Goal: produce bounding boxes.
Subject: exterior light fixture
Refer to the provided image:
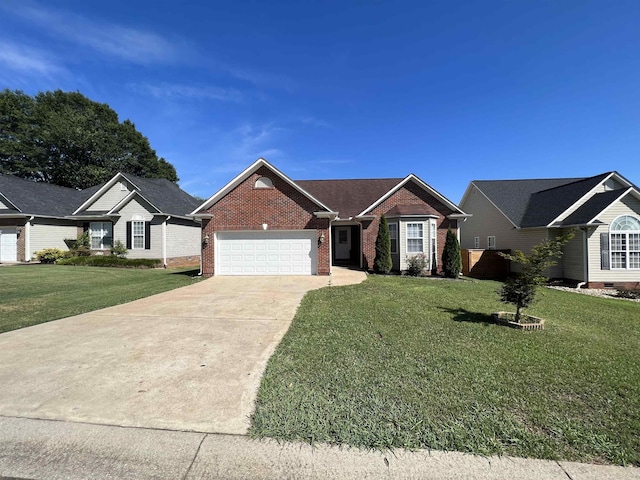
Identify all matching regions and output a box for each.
[203,234,210,245]
[262,223,268,230]
[319,232,325,243]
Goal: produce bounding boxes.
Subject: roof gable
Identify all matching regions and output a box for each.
[556,188,632,226]
[192,158,335,215]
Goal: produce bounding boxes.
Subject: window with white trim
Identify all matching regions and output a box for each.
[474,236,480,248]
[430,221,437,269]
[388,223,398,254]
[610,215,640,269]
[487,236,496,250]
[132,218,145,249]
[407,223,424,253]
[90,222,112,250]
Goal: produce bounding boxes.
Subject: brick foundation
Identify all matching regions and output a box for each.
[165,255,201,268]
[586,281,640,290]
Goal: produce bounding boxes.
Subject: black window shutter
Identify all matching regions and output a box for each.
[145,222,151,250]
[126,221,132,249]
[83,222,90,232]
[600,233,610,270]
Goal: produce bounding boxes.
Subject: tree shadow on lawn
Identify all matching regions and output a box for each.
[441,307,495,326]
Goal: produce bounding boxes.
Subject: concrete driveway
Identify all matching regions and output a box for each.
[0,268,365,434]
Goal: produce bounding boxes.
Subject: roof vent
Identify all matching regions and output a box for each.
[255,177,273,189]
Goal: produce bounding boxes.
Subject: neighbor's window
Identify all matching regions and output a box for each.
[90,222,112,249]
[487,236,496,250]
[474,236,480,248]
[610,215,640,269]
[132,220,145,249]
[407,223,424,253]
[388,223,398,253]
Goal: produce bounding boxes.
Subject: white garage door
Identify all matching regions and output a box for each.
[217,230,317,275]
[0,228,18,262]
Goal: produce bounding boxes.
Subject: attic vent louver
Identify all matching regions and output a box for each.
[255,177,273,189]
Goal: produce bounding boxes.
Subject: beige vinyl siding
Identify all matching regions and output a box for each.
[550,228,584,281]
[588,195,640,283]
[166,219,201,257]
[0,198,8,209]
[29,220,77,259]
[115,199,162,259]
[85,182,131,212]
[460,187,549,257]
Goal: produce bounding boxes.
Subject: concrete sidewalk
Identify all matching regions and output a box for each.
[1,416,638,480]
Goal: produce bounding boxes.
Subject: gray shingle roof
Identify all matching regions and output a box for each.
[558,189,627,226]
[0,173,199,218]
[118,174,201,216]
[0,174,84,216]
[473,173,614,228]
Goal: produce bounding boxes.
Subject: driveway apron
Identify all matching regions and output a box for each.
[0,269,366,434]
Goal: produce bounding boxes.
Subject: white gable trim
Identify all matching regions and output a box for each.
[73,172,140,214]
[545,172,631,227]
[460,182,519,229]
[0,192,21,212]
[358,174,466,218]
[107,190,161,215]
[584,187,640,225]
[190,158,336,215]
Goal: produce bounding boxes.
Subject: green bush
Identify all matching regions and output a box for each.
[35,248,66,264]
[405,253,427,276]
[442,227,462,278]
[111,240,128,258]
[373,215,392,274]
[56,256,161,268]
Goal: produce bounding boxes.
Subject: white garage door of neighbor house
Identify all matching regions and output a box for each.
[217,230,317,275]
[0,228,18,262]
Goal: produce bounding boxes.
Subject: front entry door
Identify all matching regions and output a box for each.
[335,226,351,260]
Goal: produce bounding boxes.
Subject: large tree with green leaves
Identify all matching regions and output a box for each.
[0,89,177,189]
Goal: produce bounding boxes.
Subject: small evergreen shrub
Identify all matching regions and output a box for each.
[56,256,161,268]
[406,253,428,276]
[442,227,462,278]
[111,240,128,258]
[373,214,392,274]
[35,248,66,264]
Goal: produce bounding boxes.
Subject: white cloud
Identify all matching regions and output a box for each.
[0,39,65,76]
[1,1,184,65]
[129,82,243,102]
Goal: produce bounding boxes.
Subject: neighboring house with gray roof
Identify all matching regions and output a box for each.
[0,172,201,266]
[459,172,640,288]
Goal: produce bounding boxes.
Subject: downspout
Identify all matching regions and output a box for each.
[162,216,170,268]
[328,219,334,275]
[581,227,589,288]
[25,216,34,262]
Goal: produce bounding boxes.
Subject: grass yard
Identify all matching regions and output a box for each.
[0,265,202,333]
[250,276,640,466]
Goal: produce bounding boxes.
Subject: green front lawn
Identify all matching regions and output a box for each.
[250,276,640,465]
[0,265,202,333]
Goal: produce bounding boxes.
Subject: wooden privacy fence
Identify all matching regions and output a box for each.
[462,249,510,279]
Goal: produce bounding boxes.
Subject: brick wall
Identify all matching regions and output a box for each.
[362,181,457,274]
[200,166,330,276]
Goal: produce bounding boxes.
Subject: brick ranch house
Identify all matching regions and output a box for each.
[191,158,470,276]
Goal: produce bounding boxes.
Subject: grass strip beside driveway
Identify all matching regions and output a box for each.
[250,276,640,466]
[0,265,202,333]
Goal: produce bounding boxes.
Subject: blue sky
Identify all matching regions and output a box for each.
[2,0,640,203]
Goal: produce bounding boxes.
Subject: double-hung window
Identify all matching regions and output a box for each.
[407,223,424,253]
[132,219,145,249]
[388,223,398,254]
[90,222,112,250]
[610,215,640,269]
[487,236,496,250]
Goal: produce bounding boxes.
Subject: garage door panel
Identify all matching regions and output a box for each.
[216,230,317,276]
